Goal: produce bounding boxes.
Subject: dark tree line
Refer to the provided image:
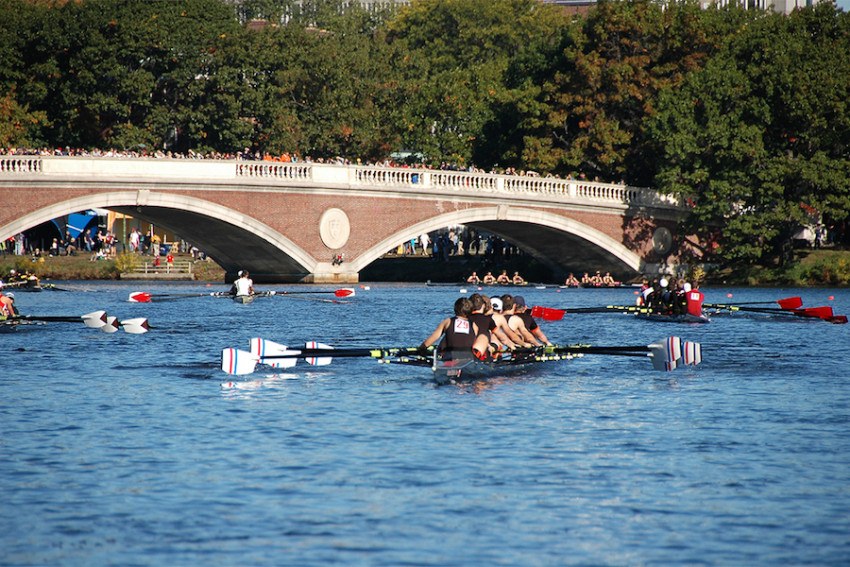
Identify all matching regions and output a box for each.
[2,0,849,267]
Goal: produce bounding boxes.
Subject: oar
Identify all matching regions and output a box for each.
[706,303,841,322]
[266,288,355,298]
[19,310,108,327]
[708,296,803,309]
[704,296,802,310]
[129,288,354,303]
[531,304,652,321]
[221,337,702,375]
[16,311,150,333]
[128,291,228,303]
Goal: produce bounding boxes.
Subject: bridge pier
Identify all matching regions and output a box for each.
[308,262,359,284]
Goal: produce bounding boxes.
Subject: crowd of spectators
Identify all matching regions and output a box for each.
[1,146,612,183]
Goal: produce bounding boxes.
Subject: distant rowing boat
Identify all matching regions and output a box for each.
[426,280,543,288]
[233,294,255,304]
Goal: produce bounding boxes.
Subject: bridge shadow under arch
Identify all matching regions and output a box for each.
[5,192,317,281]
[352,207,644,281]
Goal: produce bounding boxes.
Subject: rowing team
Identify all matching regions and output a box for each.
[637,277,704,317]
[467,270,526,285]
[419,293,551,361]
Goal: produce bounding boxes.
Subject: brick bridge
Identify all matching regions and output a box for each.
[0,156,688,283]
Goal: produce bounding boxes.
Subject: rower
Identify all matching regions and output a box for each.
[581,272,593,286]
[496,270,510,284]
[489,296,530,349]
[482,271,496,285]
[466,271,481,285]
[512,295,552,346]
[683,282,705,317]
[234,270,254,297]
[602,272,616,286]
[0,291,17,318]
[590,271,604,286]
[469,293,518,354]
[501,295,541,347]
[512,271,525,285]
[419,297,490,361]
[564,273,580,287]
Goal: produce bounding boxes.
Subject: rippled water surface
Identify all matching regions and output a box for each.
[2,282,849,566]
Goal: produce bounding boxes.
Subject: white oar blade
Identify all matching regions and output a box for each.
[121,318,150,334]
[221,348,260,376]
[305,341,333,366]
[649,337,682,371]
[250,338,299,368]
[99,316,120,333]
[682,340,702,366]
[250,338,288,357]
[82,310,107,328]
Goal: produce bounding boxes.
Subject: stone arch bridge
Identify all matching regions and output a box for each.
[0,156,688,283]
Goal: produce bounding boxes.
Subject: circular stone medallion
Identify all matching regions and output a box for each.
[319,208,351,249]
[652,226,673,255]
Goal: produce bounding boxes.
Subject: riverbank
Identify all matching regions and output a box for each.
[0,253,225,282]
[2,249,848,286]
[707,249,850,286]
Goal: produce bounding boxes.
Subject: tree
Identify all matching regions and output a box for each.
[650,3,850,266]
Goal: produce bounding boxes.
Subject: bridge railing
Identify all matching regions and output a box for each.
[1,156,683,209]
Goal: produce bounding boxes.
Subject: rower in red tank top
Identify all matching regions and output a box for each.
[684,282,705,317]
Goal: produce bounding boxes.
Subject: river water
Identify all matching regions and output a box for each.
[2,282,849,566]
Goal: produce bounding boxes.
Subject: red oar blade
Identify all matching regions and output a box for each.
[777,296,803,310]
[829,314,848,324]
[531,306,565,321]
[334,288,355,298]
[797,306,834,320]
[129,292,152,303]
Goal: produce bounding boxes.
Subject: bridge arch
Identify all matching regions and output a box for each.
[4,191,317,279]
[351,207,644,277]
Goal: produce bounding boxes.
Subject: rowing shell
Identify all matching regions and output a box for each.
[381,351,579,385]
[233,294,255,304]
[633,312,710,324]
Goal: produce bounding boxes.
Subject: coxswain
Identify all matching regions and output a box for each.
[0,291,17,318]
[496,270,510,284]
[482,271,497,285]
[511,295,552,346]
[419,297,490,361]
[234,270,254,297]
[512,271,525,285]
[466,271,481,285]
[564,273,580,287]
